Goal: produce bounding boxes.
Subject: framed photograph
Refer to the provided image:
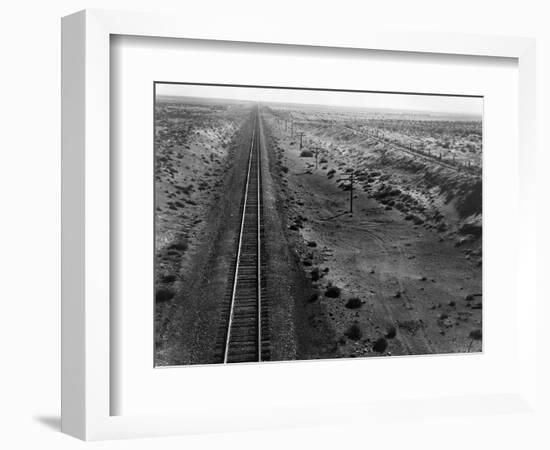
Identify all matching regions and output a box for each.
[62,9,537,440]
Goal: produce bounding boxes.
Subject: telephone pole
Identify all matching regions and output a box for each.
[312,147,321,169]
[315,147,319,169]
[295,131,305,150]
[337,172,355,213]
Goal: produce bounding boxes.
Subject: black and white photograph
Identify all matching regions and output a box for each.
[154,83,483,366]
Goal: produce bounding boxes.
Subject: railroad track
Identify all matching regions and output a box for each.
[216,109,269,363]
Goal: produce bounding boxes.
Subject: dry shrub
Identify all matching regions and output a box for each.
[324,286,341,298]
[310,267,321,282]
[156,287,175,303]
[344,324,362,341]
[162,274,177,283]
[372,337,388,353]
[169,242,188,252]
[385,325,397,339]
[469,329,482,340]
[345,297,362,309]
[308,292,320,303]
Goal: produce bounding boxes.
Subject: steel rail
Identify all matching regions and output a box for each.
[256,116,262,362]
[223,116,257,363]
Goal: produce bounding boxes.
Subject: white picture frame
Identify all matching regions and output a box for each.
[61,9,537,441]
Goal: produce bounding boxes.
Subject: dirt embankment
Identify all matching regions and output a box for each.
[261,110,482,358]
[310,124,483,259]
[154,104,254,365]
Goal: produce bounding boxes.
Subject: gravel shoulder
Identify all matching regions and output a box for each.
[259,111,337,362]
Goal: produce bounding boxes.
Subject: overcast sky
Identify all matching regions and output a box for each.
[156,83,483,118]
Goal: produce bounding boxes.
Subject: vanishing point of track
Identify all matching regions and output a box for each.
[216,108,269,363]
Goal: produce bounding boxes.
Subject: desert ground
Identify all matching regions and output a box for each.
[154,96,482,366]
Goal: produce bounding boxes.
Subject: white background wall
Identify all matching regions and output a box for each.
[0,0,547,448]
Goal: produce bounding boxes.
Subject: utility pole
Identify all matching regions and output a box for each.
[312,147,322,169]
[337,172,355,213]
[295,131,305,150]
[314,147,319,169]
